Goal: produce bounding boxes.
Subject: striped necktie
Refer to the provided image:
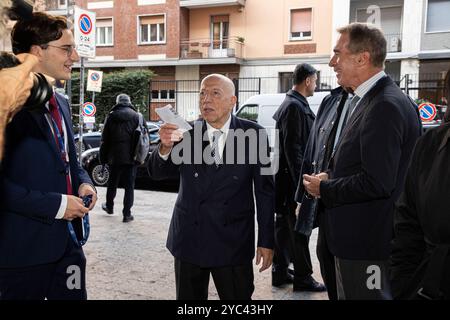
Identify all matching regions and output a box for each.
[211,130,223,166]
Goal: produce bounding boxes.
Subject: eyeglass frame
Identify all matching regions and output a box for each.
[40,44,77,57]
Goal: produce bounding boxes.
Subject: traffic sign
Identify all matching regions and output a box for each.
[83,116,96,124]
[418,102,437,122]
[74,7,96,59]
[82,102,96,117]
[87,69,103,92]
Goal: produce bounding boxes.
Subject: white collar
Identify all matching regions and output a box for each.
[206,115,232,137]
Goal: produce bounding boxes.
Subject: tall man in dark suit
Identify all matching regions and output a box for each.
[303,23,421,299]
[148,74,274,300]
[0,13,97,300]
[272,63,325,292]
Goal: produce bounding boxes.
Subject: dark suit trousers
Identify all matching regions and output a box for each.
[106,164,137,216]
[273,203,313,279]
[174,258,254,300]
[316,212,337,300]
[0,239,87,300]
[335,257,393,300]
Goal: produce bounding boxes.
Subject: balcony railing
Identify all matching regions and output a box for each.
[180,37,244,60]
[180,0,245,9]
[385,33,402,53]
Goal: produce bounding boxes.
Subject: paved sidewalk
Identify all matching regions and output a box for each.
[84,187,328,300]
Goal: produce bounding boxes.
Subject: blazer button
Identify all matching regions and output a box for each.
[194,172,198,178]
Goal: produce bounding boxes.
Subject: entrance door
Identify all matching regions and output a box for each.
[210,15,229,58]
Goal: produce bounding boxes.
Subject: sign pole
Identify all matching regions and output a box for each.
[92,91,95,105]
[78,57,85,162]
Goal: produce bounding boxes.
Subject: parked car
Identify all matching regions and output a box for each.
[234,92,329,148]
[74,131,102,155]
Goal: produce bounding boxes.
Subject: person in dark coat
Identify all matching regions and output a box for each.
[271,63,325,292]
[148,74,274,300]
[303,23,421,299]
[390,68,450,300]
[100,94,139,222]
[294,86,350,300]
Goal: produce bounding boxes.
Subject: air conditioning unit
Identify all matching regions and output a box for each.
[389,36,401,52]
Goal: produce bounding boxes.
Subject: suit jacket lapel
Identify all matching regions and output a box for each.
[332,76,390,158]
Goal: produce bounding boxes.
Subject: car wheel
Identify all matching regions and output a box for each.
[90,163,110,186]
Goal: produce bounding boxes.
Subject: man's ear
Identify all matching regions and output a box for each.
[230,95,237,109]
[359,52,370,66]
[29,45,44,60]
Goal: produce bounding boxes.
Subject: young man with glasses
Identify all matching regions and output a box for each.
[0,12,97,300]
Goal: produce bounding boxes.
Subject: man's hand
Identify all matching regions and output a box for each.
[0,54,39,118]
[78,184,97,210]
[158,123,183,155]
[256,247,273,272]
[64,195,89,221]
[0,54,41,161]
[303,172,329,198]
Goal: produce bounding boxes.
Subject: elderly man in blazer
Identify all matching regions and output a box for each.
[148,73,274,300]
[303,23,421,300]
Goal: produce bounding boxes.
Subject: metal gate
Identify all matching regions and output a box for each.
[149,78,261,121]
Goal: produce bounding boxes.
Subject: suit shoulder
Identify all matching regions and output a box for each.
[234,117,265,131]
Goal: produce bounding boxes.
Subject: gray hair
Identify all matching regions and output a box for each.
[116,93,131,105]
[337,23,387,68]
[0,0,11,39]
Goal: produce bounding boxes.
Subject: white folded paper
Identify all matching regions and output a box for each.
[155,104,192,132]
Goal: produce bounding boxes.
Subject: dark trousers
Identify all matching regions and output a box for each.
[316,212,337,300]
[273,205,313,280]
[174,258,254,300]
[106,164,137,216]
[335,257,393,300]
[0,239,87,300]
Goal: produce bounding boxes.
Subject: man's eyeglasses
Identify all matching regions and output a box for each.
[42,44,76,57]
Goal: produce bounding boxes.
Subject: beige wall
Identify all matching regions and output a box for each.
[188,0,333,59]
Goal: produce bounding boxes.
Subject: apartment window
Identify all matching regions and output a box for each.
[96,19,113,46]
[426,0,450,32]
[58,0,67,9]
[290,8,312,40]
[139,15,165,44]
[151,89,175,101]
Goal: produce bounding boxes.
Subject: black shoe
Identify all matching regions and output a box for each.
[293,276,327,292]
[102,202,113,215]
[122,215,134,223]
[272,271,294,287]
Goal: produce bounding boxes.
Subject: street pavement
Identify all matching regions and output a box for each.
[84,186,328,300]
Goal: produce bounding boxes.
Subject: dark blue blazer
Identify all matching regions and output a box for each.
[0,93,92,268]
[320,77,422,260]
[148,116,274,268]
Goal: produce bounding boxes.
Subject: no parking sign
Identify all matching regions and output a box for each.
[418,103,437,122]
[82,102,96,117]
[74,7,96,58]
[87,70,103,92]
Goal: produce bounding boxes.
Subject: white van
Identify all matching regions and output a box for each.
[234,91,329,147]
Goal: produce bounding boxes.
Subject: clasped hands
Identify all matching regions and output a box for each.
[302,172,329,198]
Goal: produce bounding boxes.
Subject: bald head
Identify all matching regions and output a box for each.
[201,73,235,97]
[199,73,237,129]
